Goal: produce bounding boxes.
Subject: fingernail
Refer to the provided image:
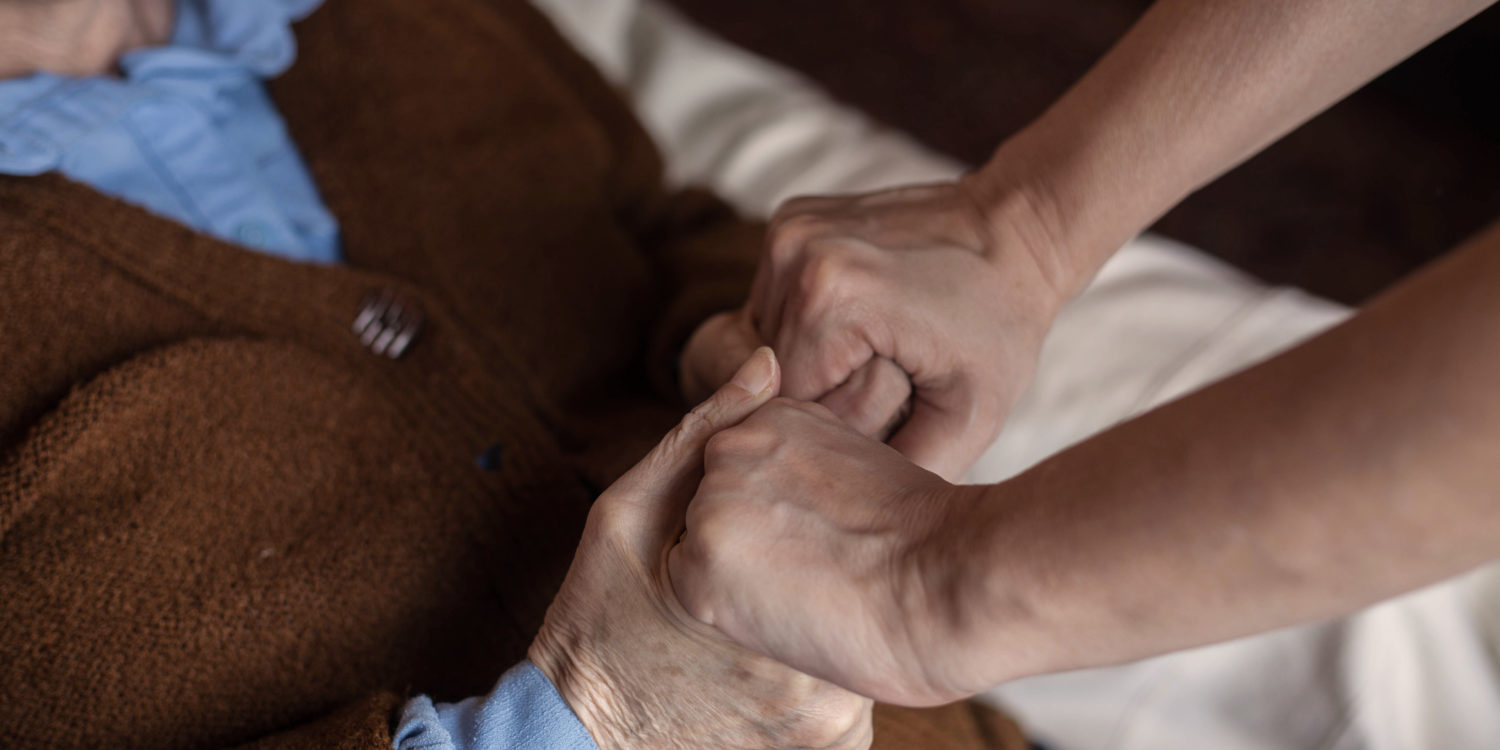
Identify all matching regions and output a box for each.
[731,346,776,395]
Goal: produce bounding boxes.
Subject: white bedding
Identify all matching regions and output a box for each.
[528,2,1500,747]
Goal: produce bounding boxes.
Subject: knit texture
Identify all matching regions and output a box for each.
[0,0,1025,747]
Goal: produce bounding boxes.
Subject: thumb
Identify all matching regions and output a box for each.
[612,347,780,529]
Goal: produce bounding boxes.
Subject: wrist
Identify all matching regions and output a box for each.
[921,480,1057,692]
[955,169,1073,311]
[529,626,637,750]
[959,127,1160,305]
[896,481,1036,699]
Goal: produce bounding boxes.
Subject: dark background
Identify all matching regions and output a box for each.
[665,0,1500,305]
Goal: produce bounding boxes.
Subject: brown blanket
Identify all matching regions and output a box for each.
[0,1,1025,747]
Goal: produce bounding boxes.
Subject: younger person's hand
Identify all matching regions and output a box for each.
[746,180,1066,480]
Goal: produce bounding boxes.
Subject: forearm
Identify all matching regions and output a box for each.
[955,220,1500,686]
[966,0,1494,299]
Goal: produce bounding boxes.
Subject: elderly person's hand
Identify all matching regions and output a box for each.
[531,348,873,750]
[666,395,989,708]
[688,179,1065,481]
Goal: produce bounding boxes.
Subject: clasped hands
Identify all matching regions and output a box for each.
[679,178,1063,481]
[531,178,1065,748]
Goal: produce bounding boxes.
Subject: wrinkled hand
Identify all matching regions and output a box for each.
[747,180,1065,480]
[668,396,992,708]
[531,349,873,750]
[680,308,913,442]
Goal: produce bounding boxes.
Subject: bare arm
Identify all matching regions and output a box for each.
[958,218,1500,682]
[973,0,1497,297]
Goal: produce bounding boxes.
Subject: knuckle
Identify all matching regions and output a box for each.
[793,249,881,328]
[678,397,722,436]
[702,423,782,478]
[652,407,714,464]
[767,213,826,263]
[803,400,842,424]
[853,259,893,296]
[774,396,834,422]
[797,245,853,299]
[702,428,741,464]
[766,233,798,267]
[764,396,808,418]
[689,512,743,566]
[778,195,826,215]
[776,211,826,235]
[770,199,825,228]
[588,499,632,537]
[790,693,870,749]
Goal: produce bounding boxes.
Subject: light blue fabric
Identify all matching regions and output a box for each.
[394,661,599,750]
[0,4,599,747]
[0,0,340,263]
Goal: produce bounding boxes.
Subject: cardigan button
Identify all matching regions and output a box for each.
[353,289,424,359]
[475,443,504,471]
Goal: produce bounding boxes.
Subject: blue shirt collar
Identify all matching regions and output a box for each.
[126,0,325,79]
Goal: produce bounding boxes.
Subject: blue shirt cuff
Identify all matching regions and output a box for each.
[393,660,599,750]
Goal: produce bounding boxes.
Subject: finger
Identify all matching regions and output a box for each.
[746,250,777,336]
[886,397,994,483]
[775,314,875,403]
[817,357,912,441]
[613,347,781,532]
[756,197,839,340]
[679,310,763,406]
[752,243,800,344]
[770,194,844,218]
[752,205,803,340]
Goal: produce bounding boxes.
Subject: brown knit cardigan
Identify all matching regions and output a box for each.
[0,1,1026,748]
